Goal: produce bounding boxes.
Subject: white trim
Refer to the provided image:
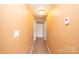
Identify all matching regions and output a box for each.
[30,39,35,54]
[30,37,51,54]
[45,40,51,54]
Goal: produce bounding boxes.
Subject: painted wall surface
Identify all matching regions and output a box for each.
[0,5,34,53]
[47,5,79,54]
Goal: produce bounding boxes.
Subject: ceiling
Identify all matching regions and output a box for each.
[29,4,55,16]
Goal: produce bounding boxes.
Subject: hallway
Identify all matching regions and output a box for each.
[0,4,79,54]
[0,0,79,59]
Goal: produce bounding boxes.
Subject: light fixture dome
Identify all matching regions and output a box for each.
[37,8,47,16]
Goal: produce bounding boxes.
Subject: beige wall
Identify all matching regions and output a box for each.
[47,5,79,54]
[0,5,34,53]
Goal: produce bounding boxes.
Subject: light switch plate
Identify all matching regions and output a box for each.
[13,30,20,38]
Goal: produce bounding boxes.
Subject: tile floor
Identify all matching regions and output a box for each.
[32,37,49,54]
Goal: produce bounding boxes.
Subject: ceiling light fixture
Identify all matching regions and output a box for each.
[37,8,47,16]
[38,10,45,15]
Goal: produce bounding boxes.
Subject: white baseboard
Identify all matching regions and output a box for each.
[30,37,51,54]
[45,40,51,54]
[30,40,35,54]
